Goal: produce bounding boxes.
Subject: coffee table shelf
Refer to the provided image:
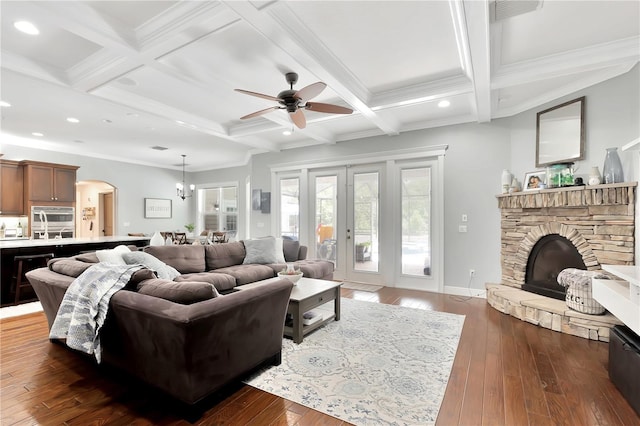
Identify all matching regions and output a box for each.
[283,278,342,343]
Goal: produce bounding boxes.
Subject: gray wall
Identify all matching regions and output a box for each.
[249,120,512,290]
[510,64,640,185]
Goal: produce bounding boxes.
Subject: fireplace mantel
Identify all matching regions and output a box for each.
[497,182,637,209]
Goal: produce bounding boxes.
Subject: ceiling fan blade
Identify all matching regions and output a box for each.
[305,102,353,115]
[294,82,326,102]
[289,109,306,129]
[240,106,279,120]
[234,89,282,102]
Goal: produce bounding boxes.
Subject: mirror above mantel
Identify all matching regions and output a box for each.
[536,96,585,167]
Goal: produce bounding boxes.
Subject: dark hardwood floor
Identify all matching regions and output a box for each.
[1,287,638,425]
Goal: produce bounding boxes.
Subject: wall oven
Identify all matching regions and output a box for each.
[31,206,75,239]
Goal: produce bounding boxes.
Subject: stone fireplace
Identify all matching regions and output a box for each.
[487,182,637,341]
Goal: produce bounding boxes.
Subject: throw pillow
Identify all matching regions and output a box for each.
[242,237,279,264]
[96,245,131,265]
[122,251,181,281]
[274,237,287,264]
[282,239,301,262]
[136,279,219,304]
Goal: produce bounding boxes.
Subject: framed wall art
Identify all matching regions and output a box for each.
[144,198,172,218]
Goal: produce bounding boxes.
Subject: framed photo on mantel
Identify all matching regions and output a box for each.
[144,198,172,218]
[524,171,546,191]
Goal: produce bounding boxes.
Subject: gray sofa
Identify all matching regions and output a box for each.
[25,240,334,405]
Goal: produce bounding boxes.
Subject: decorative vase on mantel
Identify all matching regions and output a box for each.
[588,166,602,185]
[501,169,512,194]
[602,147,624,184]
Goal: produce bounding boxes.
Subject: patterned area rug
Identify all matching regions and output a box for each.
[245,298,465,425]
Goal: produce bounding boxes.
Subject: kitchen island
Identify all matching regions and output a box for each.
[0,236,150,306]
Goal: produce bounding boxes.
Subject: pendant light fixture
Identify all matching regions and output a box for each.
[176,154,195,200]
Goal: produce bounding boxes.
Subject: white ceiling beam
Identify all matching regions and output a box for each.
[492,36,640,89]
[1,51,69,86]
[222,1,401,136]
[371,75,472,109]
[461,0,492,123]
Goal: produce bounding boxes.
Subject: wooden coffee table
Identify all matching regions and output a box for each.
[284,277,342,343]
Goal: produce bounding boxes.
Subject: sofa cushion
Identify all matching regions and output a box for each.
[122,251,180,281]
[75,252,99,263]
[242,237,280,264]
[294,260,335,280]
[213,265,275,286]
[144,245,205,274]
[282,239,300,262]
[136,279,218,304]
[175,272,237,292]
[49,258,95,277]
[204,241,246,270]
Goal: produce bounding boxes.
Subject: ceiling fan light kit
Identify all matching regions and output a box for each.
[236,72,353,129]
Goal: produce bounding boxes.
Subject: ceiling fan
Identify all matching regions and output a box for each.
[235,72,353,129]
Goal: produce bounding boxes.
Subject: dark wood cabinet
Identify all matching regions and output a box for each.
[0,160,24,215]
[23,162,78,203]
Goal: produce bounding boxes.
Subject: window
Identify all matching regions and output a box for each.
[279,177,299,240]
[200,186,237,233]
[401,167,431,276]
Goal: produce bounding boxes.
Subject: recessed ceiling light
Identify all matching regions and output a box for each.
[0,101,11,107]
[66,117,80,123]
[32,132,44,137]
[14,21,39,35]
[175,120,185,125]
[438,100,450,108]
[102,119,112,124]
[283,129,292,136]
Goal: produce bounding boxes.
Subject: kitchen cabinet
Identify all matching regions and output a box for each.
[23,161,78,203]
[0,160,24,215]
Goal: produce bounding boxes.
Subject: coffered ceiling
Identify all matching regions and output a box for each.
[1,1,638,171]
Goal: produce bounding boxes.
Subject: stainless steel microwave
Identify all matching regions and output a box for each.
[31,206,75,238]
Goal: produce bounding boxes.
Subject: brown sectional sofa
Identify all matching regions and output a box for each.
[25,240,334,406]
[153,240,334,291]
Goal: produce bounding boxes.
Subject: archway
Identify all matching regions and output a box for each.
[75,180,115,238]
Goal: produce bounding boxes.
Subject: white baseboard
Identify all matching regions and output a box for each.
[444,285,487,299]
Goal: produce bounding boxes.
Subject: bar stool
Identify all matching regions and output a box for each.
[11,253,54,304]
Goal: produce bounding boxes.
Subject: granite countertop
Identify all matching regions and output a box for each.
[0,236,149,249]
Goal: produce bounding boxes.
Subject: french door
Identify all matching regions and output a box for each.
[272,149,444,292]
[309,164,384,284]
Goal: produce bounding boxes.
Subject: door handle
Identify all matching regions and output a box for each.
[347,229,351,239]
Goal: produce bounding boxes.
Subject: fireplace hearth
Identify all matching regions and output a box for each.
[524,234,587,300]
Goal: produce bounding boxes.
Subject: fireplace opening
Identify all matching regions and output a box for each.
[524,234,586,300]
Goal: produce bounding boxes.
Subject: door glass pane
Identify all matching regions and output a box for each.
[315,176,337,265]
[280,177,299,240]
[353,172,379,272]
[401,168,431,275]
[202,186,237,238]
